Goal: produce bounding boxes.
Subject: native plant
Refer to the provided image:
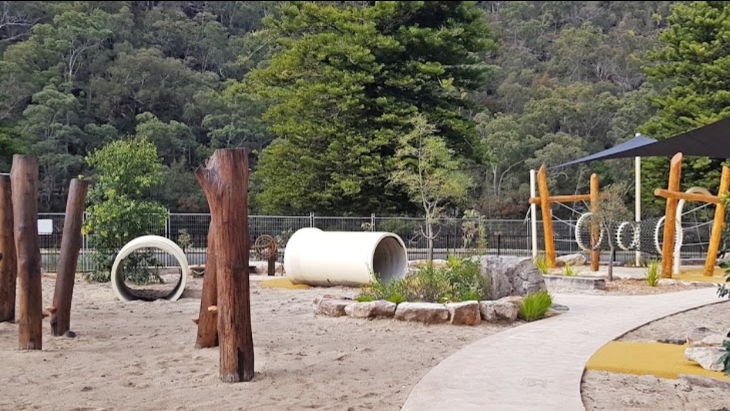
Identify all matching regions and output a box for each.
[563,263,577,277]
[646,260,661,287]
[519,290,553,322]
[534,253,550,275]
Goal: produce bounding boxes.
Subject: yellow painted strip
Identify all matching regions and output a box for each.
[586,341,730,381]
[674,269,727,284]
[258,277,310,290]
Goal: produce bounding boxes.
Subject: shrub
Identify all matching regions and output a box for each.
[563,263,576,277]
[358,256,490,303]
[645,260,660,287]
[519,290,553,322]
[534,254,549,274]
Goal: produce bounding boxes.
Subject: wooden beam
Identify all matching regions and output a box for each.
[660,153,683,278]
[195,149,254,383]
[705,166,730,276]
[590,173,600,272]
[0,174,17,323]
[50,178,88,337]
[653,189,720,204]
[528,194,592,205]
[537,165,556,268]
[11,155,42,350]
[195,221,218,349]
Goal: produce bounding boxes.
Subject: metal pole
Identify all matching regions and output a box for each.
[635,155,641,267]
[530,169,538,258]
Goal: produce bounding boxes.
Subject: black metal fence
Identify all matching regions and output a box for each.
[37,212,714,273]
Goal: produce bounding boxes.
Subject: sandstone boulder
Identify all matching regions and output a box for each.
[555,253,587,267]
[445,301,481,326]
[684,347,726,372]
[313,298,354,317]
[686,327,720,346]
[345,300,397,319]
[394,302,449,324]
[479,256,546,300]
[479,299,520,323]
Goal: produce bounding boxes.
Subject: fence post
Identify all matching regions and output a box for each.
[371,213,375,231]
[165,209,171,239]
[309,212,315,228]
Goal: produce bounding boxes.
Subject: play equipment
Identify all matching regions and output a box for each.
[253,234,278,276]
[110,235,189,302]
[284,227,408,287]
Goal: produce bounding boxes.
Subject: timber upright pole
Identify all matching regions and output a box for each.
[590,173,600,272]
[0,174,17,323]
[49,178,89,336]
[11,155,43,350]
[660,153,683,278]
[704,166,730,276]
[195,148,254,382]
[537,165,556,268]
[194,220,218,348]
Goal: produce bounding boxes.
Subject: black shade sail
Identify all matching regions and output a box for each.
[552,116,730,169]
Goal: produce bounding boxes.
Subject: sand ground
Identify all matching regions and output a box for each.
[0,274,514,411]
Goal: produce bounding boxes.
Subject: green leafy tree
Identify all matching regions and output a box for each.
[391,114,472,261]
[83,135,168,283]
[639,1,730,214]
[246,1,495,215]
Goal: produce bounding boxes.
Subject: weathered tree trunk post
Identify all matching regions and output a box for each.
[268,252,276,277]
[660,153,682,278]
[537,165,556,268]
[11,155,43,350]
[0,174,17,323]
[705,166,730,276]
[195,220,218,348]
[195,148,254,382]
[49,178,89,336]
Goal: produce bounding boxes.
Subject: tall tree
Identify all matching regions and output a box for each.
[639,1,730,213]
[245,1,496,215]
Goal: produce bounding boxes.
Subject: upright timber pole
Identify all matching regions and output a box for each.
[195,148,254,382]
[658,153,682,278]
[194,221,218,348]
[49,178,89,336]
[704,166,730,276]
[590,174,600,272]
[536,165,556,268]
[11,155,43,350]
[0,174,17,323]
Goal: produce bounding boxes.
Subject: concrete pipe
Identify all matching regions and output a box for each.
[283,228,407,287]
[111,235,189,302]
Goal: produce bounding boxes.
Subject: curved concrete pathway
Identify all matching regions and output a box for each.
[401,288,722,411]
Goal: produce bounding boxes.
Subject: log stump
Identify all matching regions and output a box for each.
[0,174,17,323]
[195,221,218,348]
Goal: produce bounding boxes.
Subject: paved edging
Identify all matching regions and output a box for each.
[400,288,721,411]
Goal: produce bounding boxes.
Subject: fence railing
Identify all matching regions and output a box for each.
[37,212,714,273]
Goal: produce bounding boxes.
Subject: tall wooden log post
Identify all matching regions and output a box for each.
[11,155,43,350]
[194,221,218,348]
[705,166,730,276]
[659,153,683,278]
[49,178,89,336]
[195,148,254,382]
[0,174,17,323]
[590,174,600,272]
[537,165,556,268]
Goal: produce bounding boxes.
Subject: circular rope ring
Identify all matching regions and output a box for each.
[653,216,683,255]
[616,221,640,251]
[575,212,605,252]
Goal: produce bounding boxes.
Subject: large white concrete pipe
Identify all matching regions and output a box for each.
[111,235,189,302]
[284,228,408,287]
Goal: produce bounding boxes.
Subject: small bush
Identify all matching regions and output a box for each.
[563,263,576,277]
[358,256,490,303]
[534,254,549,274]
[519,290,553,322]
[645,260,660,287]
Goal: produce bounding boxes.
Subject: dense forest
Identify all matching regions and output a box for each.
[1,1,727,220]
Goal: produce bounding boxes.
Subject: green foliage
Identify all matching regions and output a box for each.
[563,263,577,277]
[646,260,661,287]
[718,260,730,299]
[358,256,490,304]
[720,331,730,376]
[83,135,168,282]
[519,290,553,322]
[533,254,549,275]
[246,1,494,215]
[177,229,192,251]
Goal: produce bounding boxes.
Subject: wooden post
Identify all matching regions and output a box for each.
[195,148,254,383]
[704,166,730,276]
[268,253,276,277]
[537,165,556,268]
[11,155,43,350]
[49,178,89,336]
[0,174,17,323]
[195,221,218,348]
[660,153,682,278]
[589,173,600,272]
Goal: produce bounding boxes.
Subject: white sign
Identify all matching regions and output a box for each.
[37,219,53,235]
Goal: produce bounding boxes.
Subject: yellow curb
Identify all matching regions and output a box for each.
[586,341,730,381]
[259,277,310,290]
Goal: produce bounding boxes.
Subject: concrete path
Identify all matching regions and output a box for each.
[401,288,723,411]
